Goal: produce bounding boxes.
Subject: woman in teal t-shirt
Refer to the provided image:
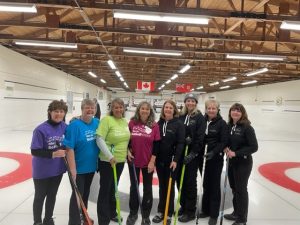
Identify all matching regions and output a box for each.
[96,98,130,225]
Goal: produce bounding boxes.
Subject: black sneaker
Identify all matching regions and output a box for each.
[126,214,138,225]
[224,212,238,221]
[141,217,151,225]
[178,214,195,223]
[166,217,172,225]
[43,218,55,225]
[178,207,184,216]
[152,213,163,223]
[33,223,43,225]
[208,217,217,225]
[111,215,123,223]
[232,222,246,225]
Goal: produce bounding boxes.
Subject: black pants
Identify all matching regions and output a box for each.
[97,161,124,225]
[33,174,63,223]
[201,157,223,218]
[176,156,199,217]
[128,163,153,218]
[68,173,95,225]
[156,162,176,217]
[228,156,253,223]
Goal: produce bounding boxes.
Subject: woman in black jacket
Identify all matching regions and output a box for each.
[177,93,206,223]
[199,100,228,225]
[152,100,185,225]
[224,103,258,225]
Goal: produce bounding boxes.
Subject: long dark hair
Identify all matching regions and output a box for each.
[131,101,155,127]
[228,103,251,125]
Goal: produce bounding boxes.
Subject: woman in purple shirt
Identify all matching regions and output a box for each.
[127,101,160,225]
[30,100,68,225]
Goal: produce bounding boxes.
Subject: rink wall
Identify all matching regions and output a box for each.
[1,44,300,141]
[0,45,106,131]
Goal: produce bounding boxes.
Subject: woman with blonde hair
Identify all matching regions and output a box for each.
[177,93,206,223]
[198,99,228,225]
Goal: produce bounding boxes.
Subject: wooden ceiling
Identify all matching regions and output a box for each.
[1,0,300,93]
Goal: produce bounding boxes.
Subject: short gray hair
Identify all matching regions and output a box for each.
[81,99,95,110]
[205,99,220,109]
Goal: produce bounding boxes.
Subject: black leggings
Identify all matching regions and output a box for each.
[228,157,253,223]
[97,161,124,225]
[33,174,63,223]
[68,173,95,225]
[128,163,153,218]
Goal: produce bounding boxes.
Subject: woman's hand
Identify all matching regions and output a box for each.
[224,147,236,158]
[70,168,77,180]
[127,150,134,162]
[148,161,155,173]
[170,161,177,171]
[52,149,66,158]
[110,157,117,166]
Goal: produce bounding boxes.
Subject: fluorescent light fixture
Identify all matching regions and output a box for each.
[179,64,191,74]
[124,82,128,87]
[226,53,285,61]
[113,9,209,25]
[171,74,178,80]
[220,85,230,89]
[14,40,77,49]
[115,71,122,77]
[88,71,97,78]
[0,2,37,13]
[100,79,106,83]
[245,67,268,77]
[161,84,165,88]
[191,88,194,91]
[107,60,117,70]
[196,85,204,90]
[123,47,182,56]
[222,76,236,82]
[120,77,124,82]
[166,80,171,84]
[209,81,219,86]
[241,80,257,85]
[280,21,300,31]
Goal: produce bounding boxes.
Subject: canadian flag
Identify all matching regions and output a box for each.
[136,81,155,92]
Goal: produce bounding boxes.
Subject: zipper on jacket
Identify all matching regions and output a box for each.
[163,121,168,136]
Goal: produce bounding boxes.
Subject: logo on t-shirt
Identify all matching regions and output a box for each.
[85,130,96,142]
[145,126,152,134]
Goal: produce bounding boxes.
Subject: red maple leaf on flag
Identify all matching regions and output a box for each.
[143,82,149,88]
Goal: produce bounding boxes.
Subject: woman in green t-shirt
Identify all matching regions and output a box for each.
[96,98,130,225]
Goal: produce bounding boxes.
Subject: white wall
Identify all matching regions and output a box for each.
[112,80,300,141]
[199,81,300,141]
[0,45,108,131]
[2,43,298,141]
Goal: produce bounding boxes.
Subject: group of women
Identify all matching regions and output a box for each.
[30,94,258,225]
